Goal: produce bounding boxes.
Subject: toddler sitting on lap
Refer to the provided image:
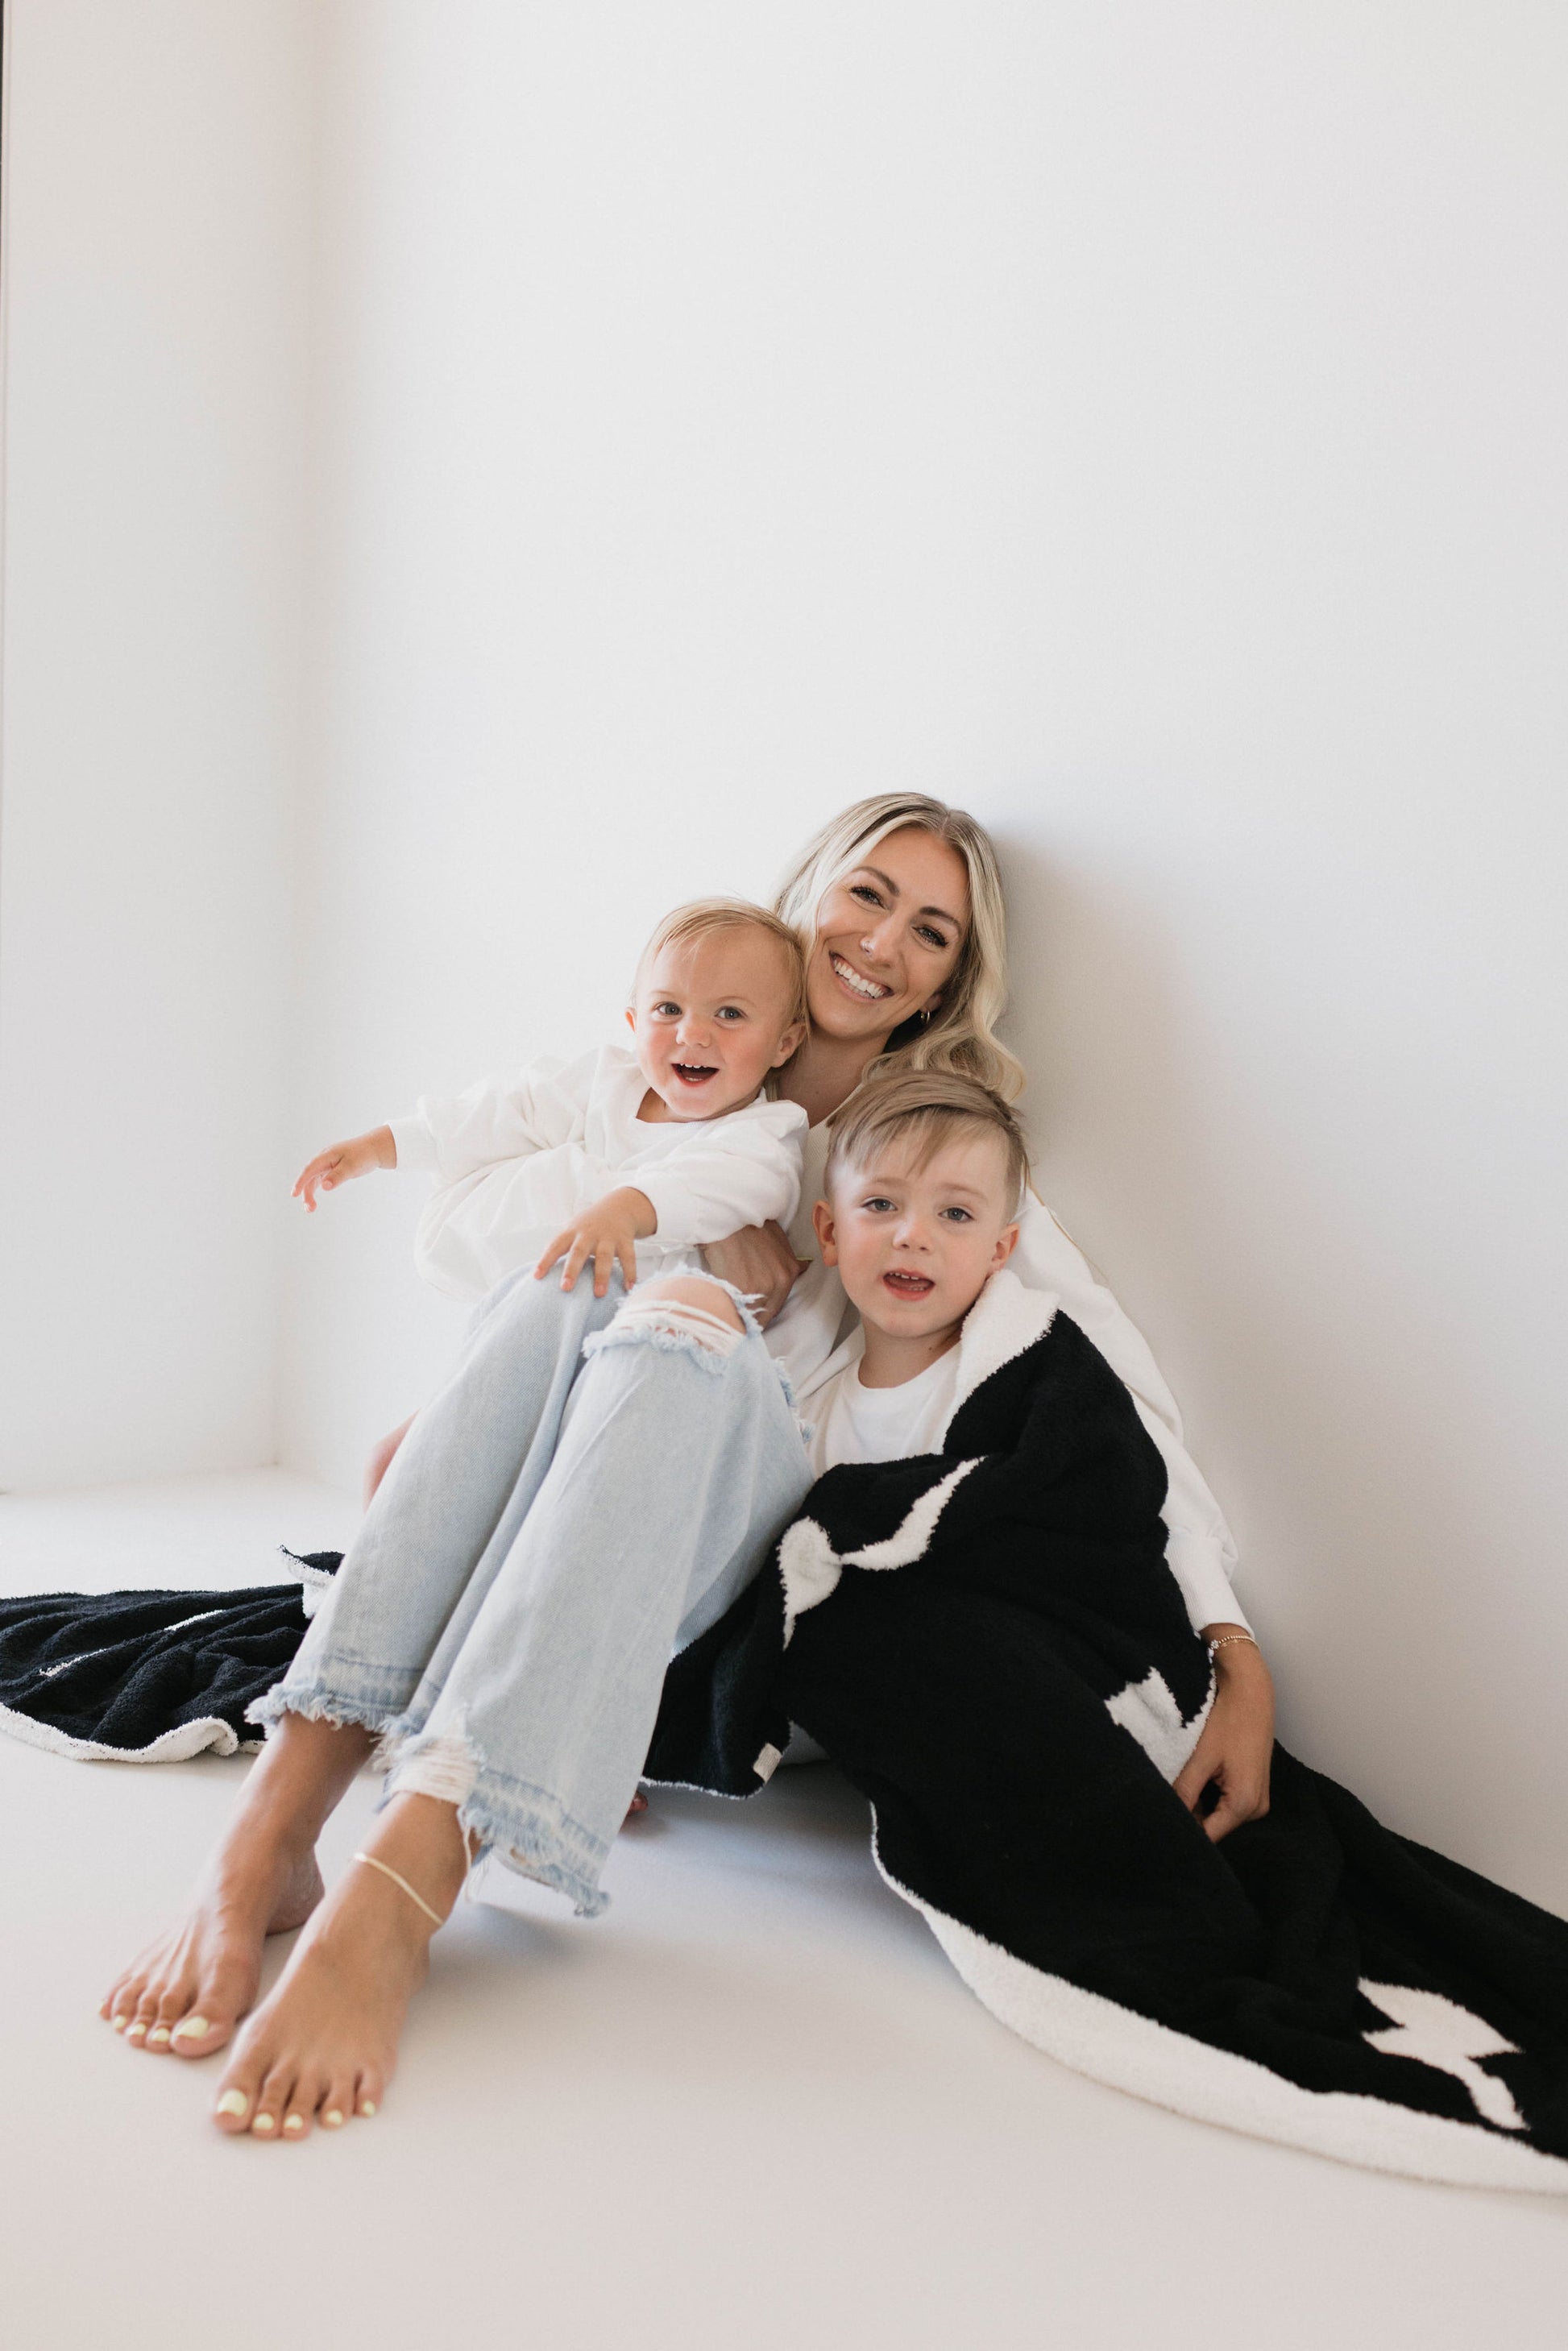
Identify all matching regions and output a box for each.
[293,899,810,1300]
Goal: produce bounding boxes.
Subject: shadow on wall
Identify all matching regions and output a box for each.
[989,825,1557,1907]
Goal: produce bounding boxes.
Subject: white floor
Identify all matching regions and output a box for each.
[2,1473,1564,2351]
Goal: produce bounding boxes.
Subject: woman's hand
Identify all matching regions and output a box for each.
[700,1221,809,1327]
[1172,1629,1275,1843]
[293,1126,396,1212]
[533,1186,656,1297]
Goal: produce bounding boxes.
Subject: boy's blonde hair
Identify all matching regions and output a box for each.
[772,794,1024,1101]
[823,1069,1030,1213]
[635,898,810,1034]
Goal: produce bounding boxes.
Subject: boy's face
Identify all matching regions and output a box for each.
[813,1128,1020,1337]
[628,931,807,1122]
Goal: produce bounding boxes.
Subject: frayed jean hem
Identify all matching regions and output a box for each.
[380,1731,613,1920]
[245,1661,422,1739]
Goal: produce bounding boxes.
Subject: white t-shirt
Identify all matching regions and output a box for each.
[805,1346,963,1477]
[390,1043,806,1300]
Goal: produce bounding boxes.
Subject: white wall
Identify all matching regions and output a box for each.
[3,4,1562,1910]
[277,2,1568,1910]
[0,0,317,1486]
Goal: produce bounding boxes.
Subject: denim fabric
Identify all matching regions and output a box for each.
[254,1268,811,1913]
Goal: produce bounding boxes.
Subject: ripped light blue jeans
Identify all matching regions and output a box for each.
[251,1270,812,1914]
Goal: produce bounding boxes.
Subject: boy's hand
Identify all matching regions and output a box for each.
[533,1187,657,1297]
[293,1126,396,1212]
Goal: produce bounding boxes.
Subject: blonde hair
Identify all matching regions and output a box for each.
[635,898,810,1035]
[824,1069,1029,1213]
[772,794,1023,1101]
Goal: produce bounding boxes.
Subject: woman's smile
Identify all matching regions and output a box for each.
[828,952,893,1003]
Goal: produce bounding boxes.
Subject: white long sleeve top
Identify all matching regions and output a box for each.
[766,1124,1247,1640]
[388,1044,807,1300]
[396,1074,1243,1638]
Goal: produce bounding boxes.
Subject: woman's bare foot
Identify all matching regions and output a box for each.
[212,1792,467,2140]
[102,1843,325,2059]
[100,1711,375,2061]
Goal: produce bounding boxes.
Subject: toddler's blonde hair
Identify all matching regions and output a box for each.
[823,1068,1029,1213]
[635,898,810,1035]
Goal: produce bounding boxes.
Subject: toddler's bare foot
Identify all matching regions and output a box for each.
[211,1850,446,2139]
[102,1842,324,2061]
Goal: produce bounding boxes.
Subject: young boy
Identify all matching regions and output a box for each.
[799,1068,1026,1475]
[292,899,810,1300]
[650,1066,1243,1796]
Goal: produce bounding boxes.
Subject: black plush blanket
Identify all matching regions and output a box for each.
[2,1273,1565,2189]
[646,1271,1568,2191]
[0,1553,339,1761]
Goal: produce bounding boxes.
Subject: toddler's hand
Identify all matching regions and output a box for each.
[533,1187,656,1298]
[293,1126,396,1212]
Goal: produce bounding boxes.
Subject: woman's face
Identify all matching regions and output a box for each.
[807,824,969,1047]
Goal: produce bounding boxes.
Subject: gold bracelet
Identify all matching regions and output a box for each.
[1207,1632,1258,1659]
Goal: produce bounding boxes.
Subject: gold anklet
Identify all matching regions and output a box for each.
[352,1850,445,1928]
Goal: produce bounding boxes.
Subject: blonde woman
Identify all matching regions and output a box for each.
[102,796,1272,2142]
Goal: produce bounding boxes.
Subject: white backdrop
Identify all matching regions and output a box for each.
[3,3,1566,1908]
[0,0,316,1484]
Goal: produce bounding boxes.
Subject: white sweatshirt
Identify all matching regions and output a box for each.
[388,1043,807,1300]
[397,1080,1244,1638]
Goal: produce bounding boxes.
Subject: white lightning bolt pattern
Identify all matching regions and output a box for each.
[777,1460,984,1645]
[1360,1980,1526,2132]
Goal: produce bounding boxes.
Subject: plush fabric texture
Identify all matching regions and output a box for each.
[0,1552,341,1762]
[649,1272,1568,2191]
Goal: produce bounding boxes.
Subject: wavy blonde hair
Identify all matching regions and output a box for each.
[772,794,1023,1101]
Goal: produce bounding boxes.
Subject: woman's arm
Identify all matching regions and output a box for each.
[1012,1193,1245,1637]
[1172,1629,1275,1841]
[700,1221,810,1327]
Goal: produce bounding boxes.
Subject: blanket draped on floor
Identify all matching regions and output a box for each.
[2,1273,1565,2189]
[645,1272,1568,2192]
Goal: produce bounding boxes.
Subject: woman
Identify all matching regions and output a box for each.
[102,795,1273,2140]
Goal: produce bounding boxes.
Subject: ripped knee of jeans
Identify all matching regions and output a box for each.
[586,1279,747,1368]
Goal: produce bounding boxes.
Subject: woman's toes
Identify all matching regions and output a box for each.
[318,2068,355,2130]
[124,2002,156,2046]
[250,2063,297,2141]
[169,2009,226,2057]
[213,2085,253,2133]
[213,2051,268,2134]
[355,2068,384,2121]
[282,2081,325,2142]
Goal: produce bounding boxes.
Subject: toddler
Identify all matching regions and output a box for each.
[799,1069,1026,1473]
[294,899,809,1299]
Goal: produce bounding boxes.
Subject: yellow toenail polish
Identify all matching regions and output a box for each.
[323,2109,343,2128]
[127,2022,147,2038]
[148,2026,172,2044]
[282,2116,305,2135]
[172,2015,210,2041]
[215,2090,249,2118]
[251,2113,276,2135]
[112,2016,127,2032]
[359,2099,377,2117]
